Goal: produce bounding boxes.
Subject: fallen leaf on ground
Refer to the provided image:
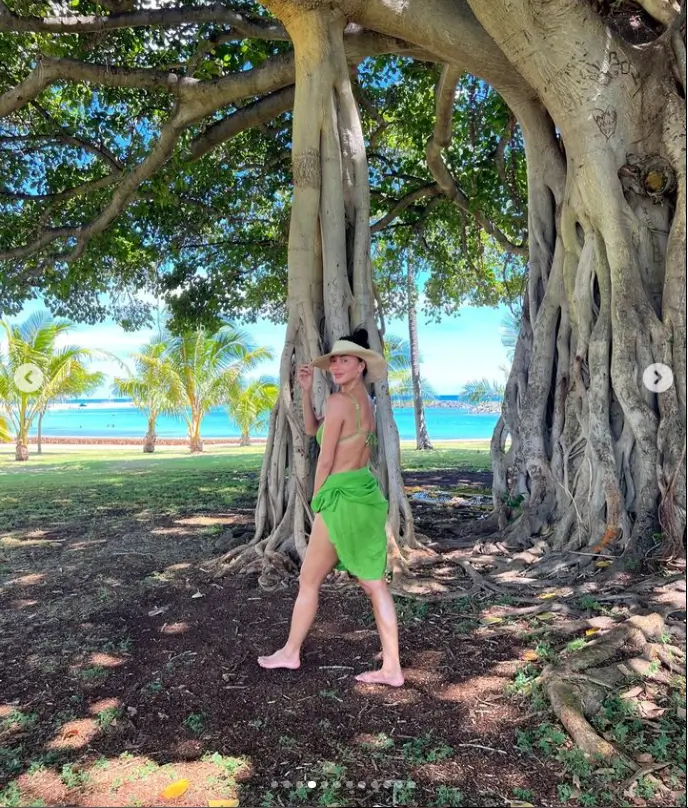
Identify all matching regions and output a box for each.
[506,802,535,807]
[636,701,665,719]
[191,591,204,599]
[148,605,169,616]
[537,592,558,599]
[535,612,556,621]
[481,616,503,625]
[620,685,643,700]
[585,628,600,636]
[208,801,239,807]
[522,650,539,661]
[595,560,612,568]
[161,779,190,800]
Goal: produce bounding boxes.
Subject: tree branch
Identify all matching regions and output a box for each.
[0,131,123,171]
[32,101,125,171]
[0,228,74,261]
[187,30,417,154]
[1,30,420,127]
[0,106,185,263]
[352,79,389,150]
[188,86,294,162]
[0,55,195,117]
[371,184,443,232]
[426,64,528,257]
[0,172,119,203]
[495,112,523,211]
[0,1,289,39]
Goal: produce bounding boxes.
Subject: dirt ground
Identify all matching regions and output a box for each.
[0,468,685,808]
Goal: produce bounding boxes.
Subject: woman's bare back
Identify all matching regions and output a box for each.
[327,390,376,474]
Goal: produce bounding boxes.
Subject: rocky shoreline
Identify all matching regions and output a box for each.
[396,401,502,414]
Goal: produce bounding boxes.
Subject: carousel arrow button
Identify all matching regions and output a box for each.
[642,363,673,393]
[14,363,44,394]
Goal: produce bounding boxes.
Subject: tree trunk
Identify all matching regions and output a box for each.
[37,410,44,455]
[215,1,417,588]
[15,437,29,462]
[16,400,29,461]
[189,412,203,453]
[407,248,433,451]
[461,0,687,567]
[143,414,157,453]
[240,429,251,447]
[341,0,685,567]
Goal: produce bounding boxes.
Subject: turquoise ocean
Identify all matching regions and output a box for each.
[33,397,499,441]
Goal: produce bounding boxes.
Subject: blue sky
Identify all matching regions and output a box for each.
[7,299,512,396]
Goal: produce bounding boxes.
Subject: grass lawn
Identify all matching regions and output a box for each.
[0,442,491,531]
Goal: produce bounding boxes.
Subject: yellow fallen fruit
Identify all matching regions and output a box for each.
[595,560,612,568]
[522,650,539,661]
[208,801,239,807]
[161,779,190,800]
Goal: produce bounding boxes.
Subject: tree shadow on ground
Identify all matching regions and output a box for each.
[0,464,685,807]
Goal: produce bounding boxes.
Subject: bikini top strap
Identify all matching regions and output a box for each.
[346,391,362,434]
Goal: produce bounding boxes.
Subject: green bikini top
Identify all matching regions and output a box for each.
[316,392,377,448]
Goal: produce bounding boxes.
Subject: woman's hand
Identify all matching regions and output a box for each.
[297,364,314,392]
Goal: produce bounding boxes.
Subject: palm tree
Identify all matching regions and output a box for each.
[36,362,105,454]
[384,335,437,406]
[405,247,433,450]
[0,313,106,460]
[112,340,178,453]
[150,324,273,453]
[226,376,279,446]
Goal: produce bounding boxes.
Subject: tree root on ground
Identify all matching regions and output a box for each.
[537,612,677,791]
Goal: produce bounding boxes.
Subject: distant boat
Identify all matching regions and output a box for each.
[79,403,87,407]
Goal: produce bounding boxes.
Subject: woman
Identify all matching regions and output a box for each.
[257,329,404,687]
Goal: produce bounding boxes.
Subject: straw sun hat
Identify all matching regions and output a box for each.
[311,339,387,383]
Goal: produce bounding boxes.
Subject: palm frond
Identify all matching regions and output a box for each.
[459,378,505,405]
[499,308,522,360]
[0,413,11,443]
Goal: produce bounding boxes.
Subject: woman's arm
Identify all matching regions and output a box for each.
[302,393,322,436]
[298,364,322,436]
[313,395,345,497]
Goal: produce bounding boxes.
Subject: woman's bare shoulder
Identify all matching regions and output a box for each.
[325,392,349,413]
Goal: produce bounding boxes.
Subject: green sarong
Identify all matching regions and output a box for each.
[311,466,388,580]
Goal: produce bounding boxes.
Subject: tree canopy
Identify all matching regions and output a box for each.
[1,1,527,332]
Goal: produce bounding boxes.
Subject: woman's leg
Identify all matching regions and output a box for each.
[355,579,404,686]
[257,514,338,669]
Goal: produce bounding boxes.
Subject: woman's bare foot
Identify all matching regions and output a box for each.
[355,668,404,687]
[257,648,300,670]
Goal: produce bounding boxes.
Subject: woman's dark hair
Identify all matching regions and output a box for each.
[341,327,370,349]
[340,327,369,378]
